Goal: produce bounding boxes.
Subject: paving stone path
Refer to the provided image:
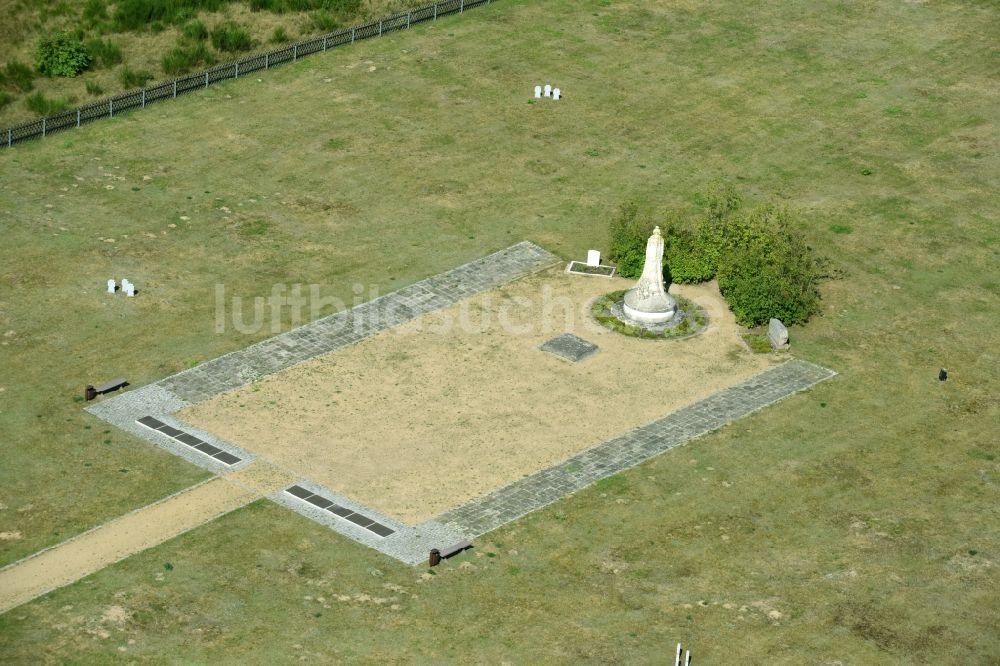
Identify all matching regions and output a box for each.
[437,359,836,536]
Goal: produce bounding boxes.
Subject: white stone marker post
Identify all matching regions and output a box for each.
[553,87,561,100]
[586,250,601,267]
[107,279,116,294]
[534,85,542,98]
[125,282,136,297]
[544,84,552,97]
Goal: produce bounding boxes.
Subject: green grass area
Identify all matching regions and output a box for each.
[1,0,998,662]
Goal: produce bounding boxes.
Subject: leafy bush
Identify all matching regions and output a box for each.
[211,22,254,52]
[85,38,123,69]
[182,20,209,41]
[161,43,214,75]
[120,65,153,88]
[35,33,91,77]
[25,91,72,115]
[715,205,822,326]
[610,183,825,327]
[0,61,35,92]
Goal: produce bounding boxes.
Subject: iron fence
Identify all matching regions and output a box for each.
[1,0,494,149]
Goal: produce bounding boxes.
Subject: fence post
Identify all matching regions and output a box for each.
[205,71,209,88]
[235,62,239,79]
[141,89,146,108]
[407,11,411,28]
[351,27,355,43]
[7,128,11,148]
[323,36,328,51]
[293,44,297,61]
[265,53,269,69]
[434,3,437,19]
[42,118,46,138]
[109,99,113,118]
[173,80,177,98]
[461,0,464,13]
[76,109,81,128]
[379,20,383,37]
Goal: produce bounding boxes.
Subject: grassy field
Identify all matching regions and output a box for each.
[0,0,415,127]
[1,0,998,662]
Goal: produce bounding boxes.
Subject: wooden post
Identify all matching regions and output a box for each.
[205,71,209,88]
[407,11,411,28]
[429,549,441,567]
[379,20,383,37]
[7,128,11,148]
[460,0,464,13]
[323,36,327,51]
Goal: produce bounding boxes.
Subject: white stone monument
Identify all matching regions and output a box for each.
[586,250,601,267]
[534,85,542,98]
[544,84,552,97]
[107,279,116,294]
[623,226,676,324]
[125,282,136,297]
[552,87,561,100]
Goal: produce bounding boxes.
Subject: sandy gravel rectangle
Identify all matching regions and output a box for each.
[181,270,774,523]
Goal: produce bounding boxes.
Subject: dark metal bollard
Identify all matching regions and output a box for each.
[429,548,441,567]
[939,368,948,381]
[85,385,97,401]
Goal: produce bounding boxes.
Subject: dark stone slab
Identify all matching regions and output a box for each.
[213,451,241,466]
[175,433,203,447]
[306,495,334,509]
[286,485,313,500]
[156,425,183,438]
[195,442,222,456]
[136,416,165,429]
[345,513,375,528]
[366,522,395,537]
[540,333,599,362]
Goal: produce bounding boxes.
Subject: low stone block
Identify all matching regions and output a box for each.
[768,318,788,349]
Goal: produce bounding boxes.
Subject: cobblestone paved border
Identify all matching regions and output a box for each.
[435,359,835,537]
[86,242,835,566]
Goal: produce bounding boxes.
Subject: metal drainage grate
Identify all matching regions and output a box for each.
[136,416,242,466]
[285,485,395,537]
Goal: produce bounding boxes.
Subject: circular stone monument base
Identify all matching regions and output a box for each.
[623,302,677,324]
[592,290,709,339]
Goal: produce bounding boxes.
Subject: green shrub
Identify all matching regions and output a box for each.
[25,91,72,115]
[715,205,822,326]
[0,91,14,110]
[120,65,153,88]
[270,26,291,43]
[85,38,123,69]
[161,43,214,75]
[182,20,209,41]
[211,22,254,52]
[35,33,91,77]
[85,80,104,95]
[0,61,35,92]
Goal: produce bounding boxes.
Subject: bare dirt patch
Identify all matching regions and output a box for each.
[181,269,775,523]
